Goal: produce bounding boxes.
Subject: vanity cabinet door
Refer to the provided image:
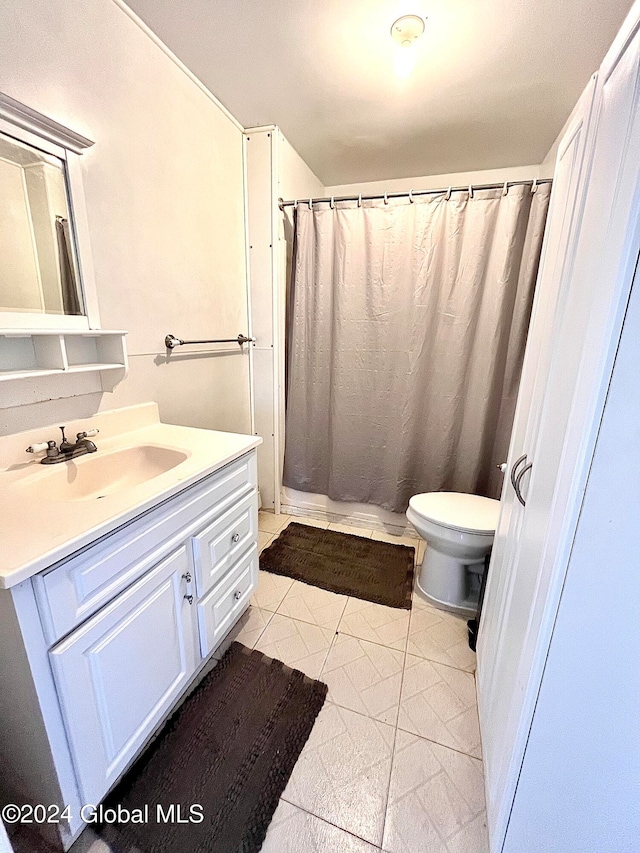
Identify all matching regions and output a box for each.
[49,546,198,806]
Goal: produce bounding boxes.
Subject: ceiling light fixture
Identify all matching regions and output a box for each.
[391,14,426,79]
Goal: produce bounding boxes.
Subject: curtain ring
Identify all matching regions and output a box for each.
[358,193,362,208]
[502,182,508,197]
[330,196,335,209]
[384,192,388,205]
[531,179,538,194]
[409,189,414,203]
[308,197,313,209]
[468,184,474,199]
[445,186,452,201]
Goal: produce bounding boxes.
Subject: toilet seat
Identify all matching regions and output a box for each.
[408,491,500,535]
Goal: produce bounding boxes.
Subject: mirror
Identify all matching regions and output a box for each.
[0,130,83,316]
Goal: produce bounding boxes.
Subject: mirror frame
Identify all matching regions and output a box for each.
[0,92,100,331]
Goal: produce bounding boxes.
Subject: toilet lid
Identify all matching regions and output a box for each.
[409,492,500,534]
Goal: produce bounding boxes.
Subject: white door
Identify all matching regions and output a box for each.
[479,5,640,849]
[477,74,598,713]
[50,546,199,805]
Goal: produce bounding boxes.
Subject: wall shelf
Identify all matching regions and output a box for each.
[0,329,128,383]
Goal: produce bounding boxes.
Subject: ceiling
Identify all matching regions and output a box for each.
[126,0,634,186]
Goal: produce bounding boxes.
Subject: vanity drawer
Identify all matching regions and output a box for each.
[197,545,258,657]
[192,490,257,596]
[34,451,257,644]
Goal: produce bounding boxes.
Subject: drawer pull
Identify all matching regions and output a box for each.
[232,532,241,544]
[182,572,192,583]
[184,594,194,605]
[234,589,242,601]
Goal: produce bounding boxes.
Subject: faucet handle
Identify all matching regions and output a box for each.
[26,441,50,454]
[76,428,99,440]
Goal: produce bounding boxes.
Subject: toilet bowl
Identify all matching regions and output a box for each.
[407,492,500,617]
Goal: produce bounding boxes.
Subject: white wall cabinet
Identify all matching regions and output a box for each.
[0,448,258,850]
[478,2,640,850]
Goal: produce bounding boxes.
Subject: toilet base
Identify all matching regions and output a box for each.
[416,545,484,618]
[415,577,478,617]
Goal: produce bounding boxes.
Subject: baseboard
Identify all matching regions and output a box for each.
[280,486,418,537]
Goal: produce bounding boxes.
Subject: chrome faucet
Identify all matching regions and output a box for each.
[26,426,100,464]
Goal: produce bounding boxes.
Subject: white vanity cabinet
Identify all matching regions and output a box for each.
[49,546,199,807]
[0,445,259,849]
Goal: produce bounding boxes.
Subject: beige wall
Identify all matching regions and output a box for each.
[325,163,553,198]
[278,133,324,202]
[0,0,250,437]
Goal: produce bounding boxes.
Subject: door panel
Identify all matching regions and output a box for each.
[480,11,640,850]
[477,75,598,714]
[50,547,198,805]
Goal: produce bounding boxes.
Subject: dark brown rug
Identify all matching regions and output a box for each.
[260,522,415,609]
[98,642,327,853]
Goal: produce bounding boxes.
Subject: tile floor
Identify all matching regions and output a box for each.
[247,511,489,852]
[67,511,487,853]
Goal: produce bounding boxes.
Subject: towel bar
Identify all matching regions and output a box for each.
[165,334,254,349]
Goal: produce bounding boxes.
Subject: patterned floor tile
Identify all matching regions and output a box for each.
[339,598,410,651]
[398,656,481,758]
[285,515,331,529]
[227,605,273,649]
[258,511,292,534]
[277,580,348,631]
[251,570,294,612]
[371,530,419,549]
[261,800,380,852]
[407,604,476,672]
[68,827,115,852]
[254,614,334,679]
[382,730,488,853]
[321,634,404,725]
[282,703,395,847]
[259,530,274,552]
[328,522,374,538]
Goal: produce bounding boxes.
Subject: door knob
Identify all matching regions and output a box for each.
[182,572,192,583]
[234,590,242,600]
[184,594,194,605]
[232,532,240,544]
[497,462,507,473]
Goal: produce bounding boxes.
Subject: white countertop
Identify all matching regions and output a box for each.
[0,404,261,589]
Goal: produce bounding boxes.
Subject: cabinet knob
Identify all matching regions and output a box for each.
[232,532,240,544]
[182,572,192,583]
[184,594,194,605]
[234,590,242,600]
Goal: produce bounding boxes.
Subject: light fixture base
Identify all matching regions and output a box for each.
[390,14,426,47]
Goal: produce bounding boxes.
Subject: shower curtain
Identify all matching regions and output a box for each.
[283,184,551,513]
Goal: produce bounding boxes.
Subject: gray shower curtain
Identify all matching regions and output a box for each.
[283,184,551,513]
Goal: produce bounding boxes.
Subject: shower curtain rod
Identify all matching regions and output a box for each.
[278,178,552,209]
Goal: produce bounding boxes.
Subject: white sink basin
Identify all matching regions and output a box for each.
[23,444,189,502]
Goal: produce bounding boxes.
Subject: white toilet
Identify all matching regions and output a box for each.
[407,492,501,616]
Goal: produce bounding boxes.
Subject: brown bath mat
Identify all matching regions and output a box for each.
[99,642,327,853]
[261,522,415,609]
